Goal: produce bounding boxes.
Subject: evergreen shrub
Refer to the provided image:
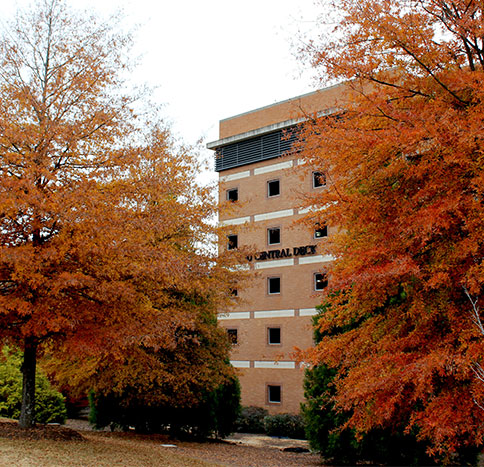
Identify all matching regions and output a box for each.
[0,346,66,424]
[235,405,268,433]
[90,375,241,439]
[263,413,306,439]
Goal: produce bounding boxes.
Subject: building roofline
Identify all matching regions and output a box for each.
[218,84,343,124]
[207,117,304,150]
[207,107,338,150]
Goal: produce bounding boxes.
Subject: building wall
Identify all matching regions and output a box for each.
[212,89,336,414]
[218,155,331,414]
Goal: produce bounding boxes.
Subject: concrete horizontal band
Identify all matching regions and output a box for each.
[254,258,294,269]
[230,360,251,368]
[218,312,250,320]
[254,361,296,369]
[221,208,295,226]
[254,309,295,318]
[298,254,334,265]
[220,204,332,225]
[220,216,251,226]
[219,170,250,182]
[298,205,327,214]
[227,265,250,272]
[253,160,293,175]
[254,209,294,222]
[218,308,303,320]
[299,308,318,317]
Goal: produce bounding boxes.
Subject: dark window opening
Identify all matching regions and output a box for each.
[268,227,281,245]
[231,288,238,297]
[267,179,280,197]
[268,277,281,295]
[227,234,238,250]
[227,188,238,202]
[268,327,281,345]
[268,385,281,403]
[314,224,328,238]
[227,329,238,345]
[313,171,326,188]
[314,273,328,291]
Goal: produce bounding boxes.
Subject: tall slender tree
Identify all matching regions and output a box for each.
[0,0,243,428]
[298,0,484,460]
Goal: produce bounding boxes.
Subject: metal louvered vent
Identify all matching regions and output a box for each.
[215,127,299,172]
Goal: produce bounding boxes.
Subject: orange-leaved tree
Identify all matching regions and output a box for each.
[298,0,484,460]
[0,0,243,428]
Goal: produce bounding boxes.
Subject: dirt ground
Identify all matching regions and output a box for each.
[0,419,324,467]
[168,438,323,467]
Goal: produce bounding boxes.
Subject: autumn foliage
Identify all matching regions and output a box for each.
[0,0,243,428]
[298,0,484,460]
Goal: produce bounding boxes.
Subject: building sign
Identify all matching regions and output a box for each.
[247,245,317,262]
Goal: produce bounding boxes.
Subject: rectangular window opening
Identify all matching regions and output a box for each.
[227,328,238,345]
[314,272,328,291]
[267,227,281,245]
[268,327,281,345]
[267,179,280,197]
[268,277,281,295]
[268,385,281,404]
[314,224,328,238]
[313,171,326,188]
[227,234,238,250]
[226,188,238,202]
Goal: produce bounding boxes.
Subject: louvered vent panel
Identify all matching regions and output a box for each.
[280,129,298,154]
[215,146,236,171]
[237,138,261,164]
[215,126,298,172]
[262,133,279,157]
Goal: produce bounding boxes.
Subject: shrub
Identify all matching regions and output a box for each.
[0,346,66,424]
[205,374,241,438]
[302,364,359,463]
[90,375,241,439]
[235,406,268,433]
[263,413,306,439]
[168,375,241,439]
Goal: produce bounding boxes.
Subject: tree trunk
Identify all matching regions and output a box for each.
[19,336,37,428]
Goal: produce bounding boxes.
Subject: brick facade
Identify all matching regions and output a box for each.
[209,87,341,414]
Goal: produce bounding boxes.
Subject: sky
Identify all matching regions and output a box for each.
[0,0,324,177]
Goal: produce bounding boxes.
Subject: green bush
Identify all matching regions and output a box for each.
[0,346,66,424]
[302,364,359,464]
[263,413,306,439]
[205,374,241,438]
[90,375,241,439]
[235,406,268,433]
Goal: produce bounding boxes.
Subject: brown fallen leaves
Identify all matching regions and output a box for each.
[0,419,84,441]
[0,419,323,467]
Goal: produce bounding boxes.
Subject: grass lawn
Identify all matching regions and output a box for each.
[0,432,214,467]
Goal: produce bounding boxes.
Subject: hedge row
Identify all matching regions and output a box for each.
[235,406,306,439]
